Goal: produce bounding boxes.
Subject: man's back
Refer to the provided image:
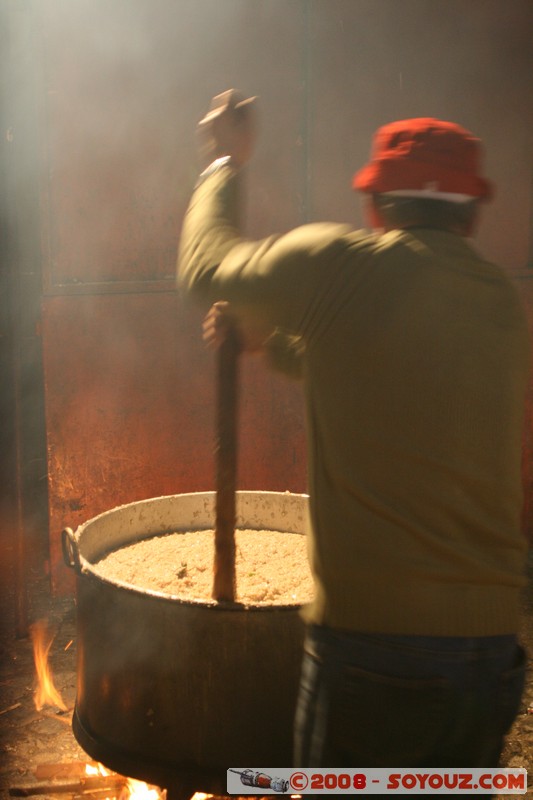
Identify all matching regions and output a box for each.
[299,225,530,635]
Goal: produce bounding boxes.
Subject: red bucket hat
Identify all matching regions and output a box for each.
[353,118,493,201]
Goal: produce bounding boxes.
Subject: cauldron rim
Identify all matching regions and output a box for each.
[71,489,311,613]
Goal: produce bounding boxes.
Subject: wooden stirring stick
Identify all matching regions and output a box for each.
[212,323,241,601]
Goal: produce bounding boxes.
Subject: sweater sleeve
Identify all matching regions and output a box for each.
[177,164,351,339]
[177,163,242,303]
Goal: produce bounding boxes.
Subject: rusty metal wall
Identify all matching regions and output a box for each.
[37,0,533,593]
[39,0,309,594]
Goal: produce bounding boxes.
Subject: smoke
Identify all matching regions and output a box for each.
[35,0,311,276]
[305,0,533,252]
[5,0,533,286]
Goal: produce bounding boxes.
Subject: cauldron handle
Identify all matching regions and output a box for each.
[212,324,241,602]
[62,527,81,573]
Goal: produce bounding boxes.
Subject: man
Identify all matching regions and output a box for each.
[178,90,529,773]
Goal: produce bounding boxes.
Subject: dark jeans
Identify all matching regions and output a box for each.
[294,625,526,797]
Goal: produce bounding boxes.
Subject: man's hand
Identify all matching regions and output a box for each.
[203,301,270,354]
[197,89,257,170]
[203,302,240,351]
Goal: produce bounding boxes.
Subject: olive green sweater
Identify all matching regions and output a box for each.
[178,164,530,636]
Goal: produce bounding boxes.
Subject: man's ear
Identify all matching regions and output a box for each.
[464,204,480,237]
[363,195,387,232]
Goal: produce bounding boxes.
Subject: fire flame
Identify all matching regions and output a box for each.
[125,777,164,799]
[31,622,166,800]
[30,620,68,712]
[85,764,166,799]
[86,762,111,777]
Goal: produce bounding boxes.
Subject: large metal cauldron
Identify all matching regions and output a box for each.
[63,491,309,795]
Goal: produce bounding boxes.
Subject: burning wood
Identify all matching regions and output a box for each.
[9,772,124,796]
[34,761,97,779]
[10,762,167,798]
[0,701,22,715]
[41,709,72,725]
[29,620,68,712]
